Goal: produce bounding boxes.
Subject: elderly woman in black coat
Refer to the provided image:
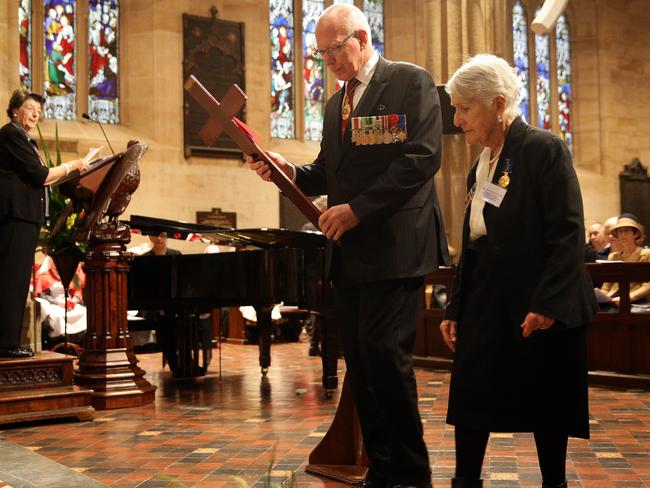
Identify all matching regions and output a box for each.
[439,54,598,488]
[0,90,87,358]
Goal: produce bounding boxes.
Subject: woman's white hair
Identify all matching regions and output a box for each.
[446,54,522,120]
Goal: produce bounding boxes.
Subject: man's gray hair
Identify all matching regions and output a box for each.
[318,3,372,45]
[446,54,522,120]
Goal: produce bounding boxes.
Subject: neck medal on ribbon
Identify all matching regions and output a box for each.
[498,158,512,188]
[342,99,352,120]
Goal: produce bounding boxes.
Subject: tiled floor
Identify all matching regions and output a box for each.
[1,340,649,487]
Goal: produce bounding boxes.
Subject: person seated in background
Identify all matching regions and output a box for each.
[136,232,182,368]
[598,216,650,307]
[619,212,647,247]
[34,255,87,348]
[585,222,609,262]
[602,215,621,256]
[144,232,181,256]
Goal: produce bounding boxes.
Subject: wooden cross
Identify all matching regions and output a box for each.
[184,76,322,229]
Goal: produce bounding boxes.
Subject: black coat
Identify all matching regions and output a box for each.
[445,117,598,328]
[295,57,449,282]
[0,122,49,224]
[444,117,597,438]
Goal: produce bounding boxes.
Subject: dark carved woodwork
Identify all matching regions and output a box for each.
[413,264,650,389]
[62,141,157,409]
[183,9,246,158]
[74,246,156,409]
[0,351,94,425]
[620,158,650,239]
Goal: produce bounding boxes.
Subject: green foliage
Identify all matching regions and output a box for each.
[36,123,87,257]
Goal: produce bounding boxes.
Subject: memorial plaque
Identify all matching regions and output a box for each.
[196,207,237,229]
[183,8,245,158]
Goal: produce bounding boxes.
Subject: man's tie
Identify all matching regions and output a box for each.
[341,78,359,140]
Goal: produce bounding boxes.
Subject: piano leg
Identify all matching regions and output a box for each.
[255,305,274,375]
[317,306,339,398]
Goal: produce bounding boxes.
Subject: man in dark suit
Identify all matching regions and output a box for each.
[250,5,446,487]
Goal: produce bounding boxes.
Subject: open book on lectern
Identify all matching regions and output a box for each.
[184,76,322,230]
[50,141,148,243]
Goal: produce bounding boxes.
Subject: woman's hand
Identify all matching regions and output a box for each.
[68,158,89,172]
[439,319,457,352]
[520,312,555,338]
[44,158,90,185]
[246,150,293,181]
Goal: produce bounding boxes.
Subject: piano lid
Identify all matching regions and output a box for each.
[126,214,325,249]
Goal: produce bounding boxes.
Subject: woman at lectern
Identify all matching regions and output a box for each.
[0,89,88,358]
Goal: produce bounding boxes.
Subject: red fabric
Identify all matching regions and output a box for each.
[34,261,85,300]
[232,116,258,142]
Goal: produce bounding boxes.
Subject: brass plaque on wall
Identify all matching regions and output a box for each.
[183,9,245,158]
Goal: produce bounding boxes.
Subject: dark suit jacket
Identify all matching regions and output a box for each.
[445,117,598,328]
[0,122,49,224]
[295,57,448,282]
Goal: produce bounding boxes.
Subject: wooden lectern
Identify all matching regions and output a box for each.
[60,141,156,409]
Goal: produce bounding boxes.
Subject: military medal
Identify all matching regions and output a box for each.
[397,114,408,141]
[342,100,351,120]
[464,182,477,209]
[497,158,512,188]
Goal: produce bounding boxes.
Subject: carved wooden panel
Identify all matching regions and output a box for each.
[620,158,650,236]
[183,9,246,158]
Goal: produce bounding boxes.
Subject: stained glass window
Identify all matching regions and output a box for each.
[303,0,325,141]
[19,0,32,91]
[43,0,76,120]
[88,0,119,124]
[364,0,384,56]
[270,0,295,139]
[556,14,573,153]
[534,7,551,130]
[512,1,529,122]
[333,0,353,4]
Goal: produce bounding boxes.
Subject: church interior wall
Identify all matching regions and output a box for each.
[1,0,649,254]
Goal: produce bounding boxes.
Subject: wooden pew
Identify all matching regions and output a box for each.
[414,263,650,390]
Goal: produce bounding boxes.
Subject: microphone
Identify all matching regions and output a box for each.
[82,112,115,155]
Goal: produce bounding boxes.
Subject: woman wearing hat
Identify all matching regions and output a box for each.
[599,216,650,306]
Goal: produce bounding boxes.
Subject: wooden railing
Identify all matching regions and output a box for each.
[414,262,650,389]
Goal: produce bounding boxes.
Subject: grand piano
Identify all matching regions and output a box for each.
[126,215,339,392]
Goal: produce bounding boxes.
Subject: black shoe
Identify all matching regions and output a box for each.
[542,482,567,488]
[0,346,34,358]
[308,345,320,356]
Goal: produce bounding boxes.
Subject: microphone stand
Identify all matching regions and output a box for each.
[82,113,115,155]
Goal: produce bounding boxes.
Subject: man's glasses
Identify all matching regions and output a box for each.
[313,31,357,59]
